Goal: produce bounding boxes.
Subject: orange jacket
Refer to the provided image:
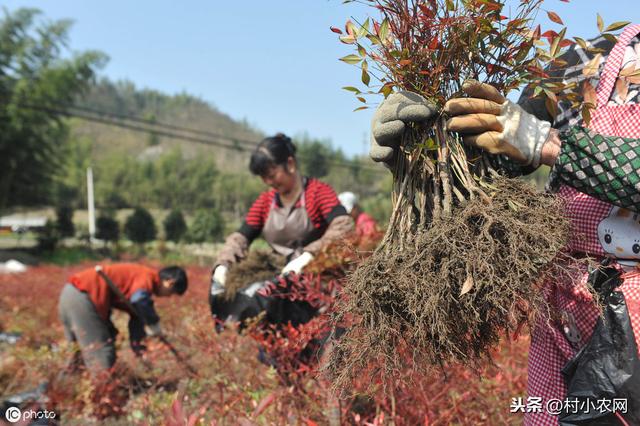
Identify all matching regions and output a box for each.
[70,263,160,321]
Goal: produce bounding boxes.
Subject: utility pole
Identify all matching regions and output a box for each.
[87,167,96,244]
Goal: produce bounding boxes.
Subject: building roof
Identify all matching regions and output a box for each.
[0,216,48,229]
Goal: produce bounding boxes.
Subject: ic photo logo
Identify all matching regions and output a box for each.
[4,406,21,423]
[4,406,57,423]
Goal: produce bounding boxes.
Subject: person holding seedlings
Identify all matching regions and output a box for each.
[210,133,353,321]
[58,263,188,372]
[338,191,379,240]
[370,27,640,425]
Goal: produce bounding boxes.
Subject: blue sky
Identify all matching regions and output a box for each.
[4,0,640,157]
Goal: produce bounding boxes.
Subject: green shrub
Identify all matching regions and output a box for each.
[55,206,75,237]
[163,209,187,242]
[36,220,60,252]
[186,209,224,243]
[96,215,120,243]
[124,207,157,243]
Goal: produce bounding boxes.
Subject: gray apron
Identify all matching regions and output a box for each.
[262,183,317,260]
[210,182,319,329]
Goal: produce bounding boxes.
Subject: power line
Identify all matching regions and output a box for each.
[23,103,248,151]
[18,102,386,174]
[65,102,260,148]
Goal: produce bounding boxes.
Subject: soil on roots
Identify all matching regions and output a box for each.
[329,177,571,390]
[224,250,286,300]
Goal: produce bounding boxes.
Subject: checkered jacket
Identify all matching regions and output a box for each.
[522,27,640,426]
[498,36,640,212]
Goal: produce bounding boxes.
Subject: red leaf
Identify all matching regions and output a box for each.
[583,80,597,106]
[252,392,277,417]
[345,20,355,36]
[526,66,550,78]
[482,2,501,11]
[330,26,343,34]
[541,30,559,41]
[428,37,439,50]
[559,39,575,48]
[547,11,564,25]
[187,414,199,426]
[170,398,185,424]
[418,4,434,18]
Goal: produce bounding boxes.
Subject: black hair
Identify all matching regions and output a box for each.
[249,133,297,176]
[159,266,188,295]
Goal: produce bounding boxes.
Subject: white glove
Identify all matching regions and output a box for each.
[213,265,228,286]
[146,322,163,337]
[497,100,551,167]
[281,252,314,275]
[210,265,228,297]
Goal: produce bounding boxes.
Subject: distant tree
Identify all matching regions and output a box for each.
[96,214,120,243]
[213,172,263,219]
[124,207,157,244]
[163,209,187,242]
[92,148,219,211]
[0,8,106,209]
[144,113,160,146]
[185,209,224,243]
[297,138,331,178]
[36,220,59,252]
[55,206,75,237]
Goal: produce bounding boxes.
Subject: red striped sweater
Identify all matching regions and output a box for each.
[238,177,346,242]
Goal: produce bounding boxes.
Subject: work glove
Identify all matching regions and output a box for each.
[370,91,437,166]
[145,322,163,337]
[281,252,314,275]
[444,80,551,167]
[210,265,228,297]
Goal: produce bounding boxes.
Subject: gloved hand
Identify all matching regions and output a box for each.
[145,322,163,337]
[370,91,437,165]
[282,252,314,275]
[444,80,551,167]
[210,265,228,297]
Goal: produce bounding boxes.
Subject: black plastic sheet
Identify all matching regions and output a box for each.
[209,275,316,329]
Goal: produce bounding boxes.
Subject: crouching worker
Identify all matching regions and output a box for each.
[58,263,187,373]
[338,191,379,241]
[210,133,353,327]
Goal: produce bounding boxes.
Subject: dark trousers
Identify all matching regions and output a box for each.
[58,284,116,372]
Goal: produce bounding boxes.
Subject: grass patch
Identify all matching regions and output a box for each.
[39,246,101,265]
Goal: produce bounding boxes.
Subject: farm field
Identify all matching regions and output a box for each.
[1,261,530,425]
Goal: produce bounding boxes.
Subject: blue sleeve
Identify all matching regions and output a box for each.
[130,290,160,325]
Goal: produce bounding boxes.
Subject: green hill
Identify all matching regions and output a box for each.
[71,79,262,171]
[55,78,390,226]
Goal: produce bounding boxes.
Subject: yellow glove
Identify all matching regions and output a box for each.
[444,80,551,167]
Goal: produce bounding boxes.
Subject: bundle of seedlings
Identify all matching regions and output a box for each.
[328,0,576,388]
[224,250,285,300]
